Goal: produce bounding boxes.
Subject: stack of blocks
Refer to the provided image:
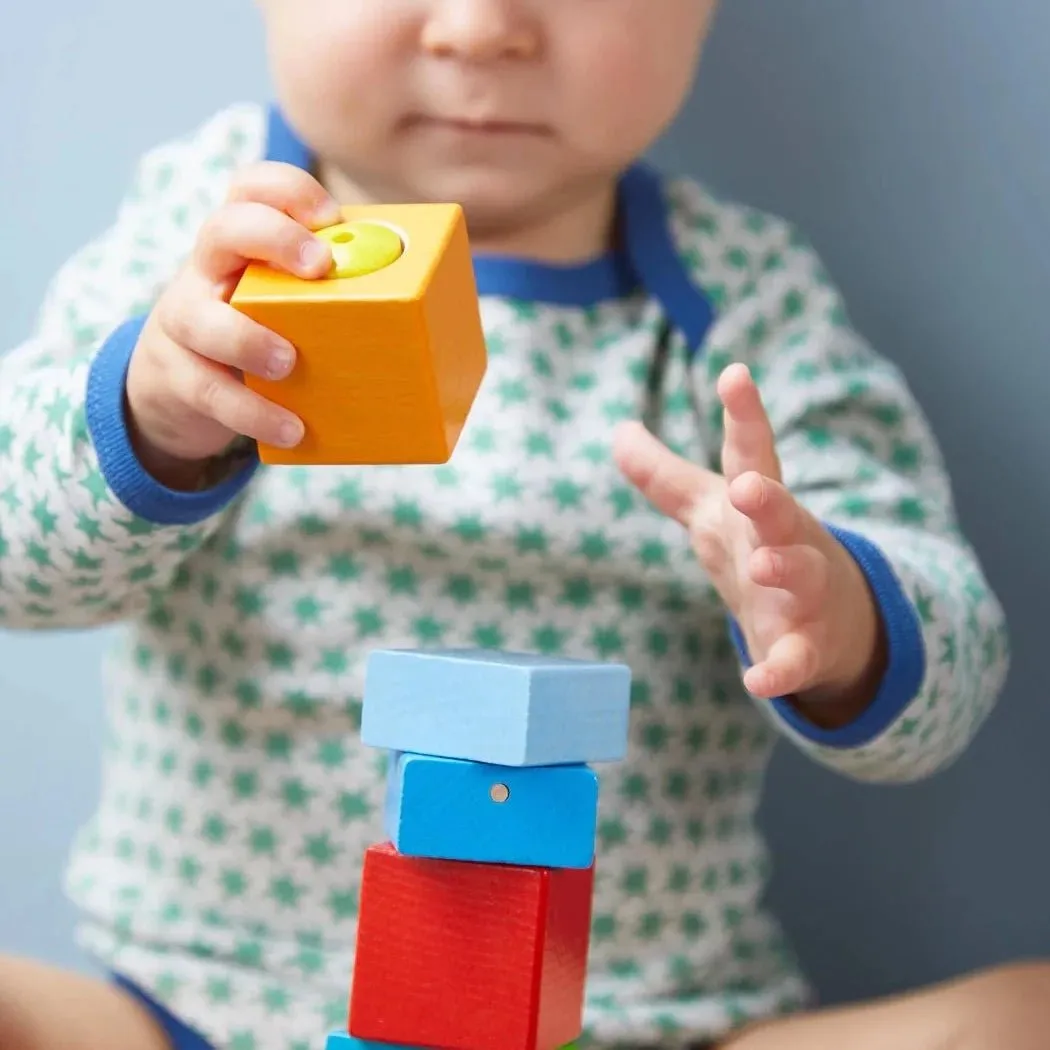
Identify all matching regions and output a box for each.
[325,649,633,1050]
[230,208,636,1047]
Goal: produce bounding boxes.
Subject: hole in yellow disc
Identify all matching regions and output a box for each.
[316,220,402,278]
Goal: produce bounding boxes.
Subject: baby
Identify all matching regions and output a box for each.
[1,2,1047,1049]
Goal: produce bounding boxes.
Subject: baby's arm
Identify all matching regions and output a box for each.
[0,122,265,629]
[695,216,1008,783]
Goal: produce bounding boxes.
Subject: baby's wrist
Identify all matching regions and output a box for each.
[792,626,887,728]
[131,437,211,491]
[128,416,247,493]
[790,555,888,726]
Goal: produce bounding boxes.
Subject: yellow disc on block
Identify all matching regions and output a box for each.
[317,220,403,278]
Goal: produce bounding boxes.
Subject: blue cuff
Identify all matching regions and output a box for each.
[85,315,259,526]
[728,525,927,748]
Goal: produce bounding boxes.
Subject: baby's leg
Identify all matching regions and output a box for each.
[721,961,1050,1050]
[0,954,173,1050]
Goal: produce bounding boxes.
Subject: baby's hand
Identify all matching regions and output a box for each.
[126,162,342,485]
[615,363,885,715]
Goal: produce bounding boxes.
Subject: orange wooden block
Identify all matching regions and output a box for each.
[230,205,487,465]
[349,843,594,1050]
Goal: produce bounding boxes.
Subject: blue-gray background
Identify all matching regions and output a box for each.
[1,0,1048,1005]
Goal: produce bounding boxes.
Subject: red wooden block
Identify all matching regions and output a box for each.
[348,842,594,1050]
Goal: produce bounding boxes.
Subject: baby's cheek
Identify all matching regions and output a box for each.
[262,4,415,124]
[566,44,697,165]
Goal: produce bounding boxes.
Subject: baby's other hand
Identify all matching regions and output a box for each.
[614,364,885,720]
[125,162,342,486]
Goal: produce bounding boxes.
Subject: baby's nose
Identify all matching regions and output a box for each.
[420,0,541,63]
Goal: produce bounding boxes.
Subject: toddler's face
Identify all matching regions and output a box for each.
[257,0,718,235]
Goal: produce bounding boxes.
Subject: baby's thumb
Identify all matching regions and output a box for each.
[612,420,717,527]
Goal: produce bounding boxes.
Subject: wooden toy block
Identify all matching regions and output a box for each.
[348,842,594,1050]
[361,649,631,766]
[230,205,487,465]
[384,752,599,868]
[324,1034,578,1050]
[325,1033,424,1050]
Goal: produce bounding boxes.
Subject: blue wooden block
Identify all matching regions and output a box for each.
[326,1034,574,1050]
[361,649,631,766]
[325,1033,423,1050]
[384,751,599,868]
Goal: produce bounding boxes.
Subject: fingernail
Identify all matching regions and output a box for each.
[315,196,342,225]
[300,237,331,272]
[277,418,304,447]
[265,343,294,379]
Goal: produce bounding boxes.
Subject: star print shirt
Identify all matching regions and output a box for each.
[0,103,1009,1050]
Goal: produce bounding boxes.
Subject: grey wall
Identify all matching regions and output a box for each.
[2,0,1048,1007]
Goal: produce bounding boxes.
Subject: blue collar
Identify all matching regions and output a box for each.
[265,106,713,353]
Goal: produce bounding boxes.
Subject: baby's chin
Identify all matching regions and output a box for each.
[368,160,583,243]
[425,175,550,237]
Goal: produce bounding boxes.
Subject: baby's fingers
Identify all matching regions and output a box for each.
[728,471,803,547]
[225,161,342,229]
[743,631,820,699]
[157,282,296,381]
[166,342,304,449]
[748,543,829,618]
[194,200,333,288]
[613,420,719,527]
[718,363,781,483]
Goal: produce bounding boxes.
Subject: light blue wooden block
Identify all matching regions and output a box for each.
[385,751,599,868]
[325,1031,425,1050]
[361,649,631,766]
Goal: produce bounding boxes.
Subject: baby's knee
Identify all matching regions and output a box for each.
[954,960,1050,1049]
[0,953,171,1050]
[0,958,42,1050]
[966,959,1050,1004]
